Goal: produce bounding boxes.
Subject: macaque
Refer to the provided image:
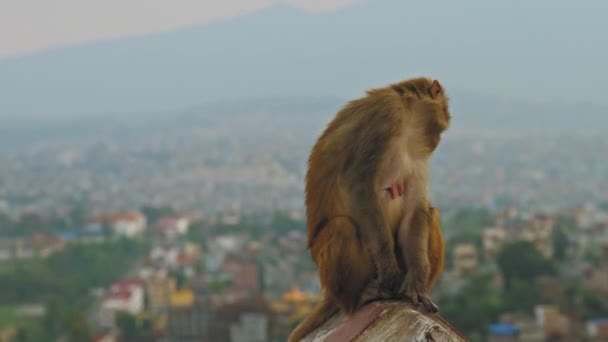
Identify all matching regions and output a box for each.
[288,77,451,342]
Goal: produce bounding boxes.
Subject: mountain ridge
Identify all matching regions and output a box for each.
[1,0,607,118]
[1,94,605,150]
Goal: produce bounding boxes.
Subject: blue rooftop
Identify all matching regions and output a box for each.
[589,317,608,324]
[58,231,79,241]
[488,323,519,336]
[58,225,105,241]
[81,229,104,237]
[83,223,103,233]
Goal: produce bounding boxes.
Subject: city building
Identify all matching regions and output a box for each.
[586,318,608,341]
[166,289,210,341]
[534,305,570,340]
[209,294,274,342]
[92,211,147,238]
[99,279,145,328]
[152,216,191,240]
[583,267,608,295]
[110,211,147,238]
[146,275,177,312]
[482,227,508,260]
[452,243,478,277]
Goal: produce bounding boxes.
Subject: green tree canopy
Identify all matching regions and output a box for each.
[552,226,569,261]
[440,273,502,339]
[65,312,93,342]
[496,241,556,289]
[141,205,175,224]
[116,311,138,339]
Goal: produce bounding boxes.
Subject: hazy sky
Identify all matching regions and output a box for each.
[0,0,357,58]
[1,0,607,118]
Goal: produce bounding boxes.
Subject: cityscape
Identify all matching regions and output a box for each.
[0,106,607,341]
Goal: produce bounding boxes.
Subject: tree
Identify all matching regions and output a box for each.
[552,226,569,261]
[185,221,208,246]
[583,247,601,265]
[269,211,304,235]
[0,211,12,236]
[14,327,28,342]
[67,205,88,229]
[116,311,139,339]
[101,223,113,238]
[169,269,187,289]
[65,312,93,342]
[445,208,493,245]
[141,205,175,224]
[15,212,44,236]
[440,273,502,339]
[502,278,540,312]
[582,290,608,319]
[496,241,555,289]
[443,208,493,269]
[43,297,65,339]
[208,277,232,293]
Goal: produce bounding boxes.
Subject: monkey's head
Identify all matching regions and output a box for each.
[393,77,451,154]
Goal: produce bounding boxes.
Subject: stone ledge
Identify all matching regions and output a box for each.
[301,300,467,342]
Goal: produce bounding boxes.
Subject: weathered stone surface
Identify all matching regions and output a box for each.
[300,300,467,342]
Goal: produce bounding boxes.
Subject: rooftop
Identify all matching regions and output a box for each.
[170,289,194,307]
[488,323,520,336]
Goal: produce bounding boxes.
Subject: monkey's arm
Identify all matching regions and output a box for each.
[377,144,405,200]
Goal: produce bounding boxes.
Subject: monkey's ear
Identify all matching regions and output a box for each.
[429,80,443,99]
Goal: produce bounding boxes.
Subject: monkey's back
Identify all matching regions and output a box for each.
[304,90,406,246]
[304,115,351,246]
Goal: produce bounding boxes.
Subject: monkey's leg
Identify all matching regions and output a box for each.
[359,156,407,293]
[311,216,376,314]
[356,200,403,295]
[426,206,445,291]
[397,206,439,313]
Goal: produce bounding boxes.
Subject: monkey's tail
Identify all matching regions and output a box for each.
[287,297,339,342]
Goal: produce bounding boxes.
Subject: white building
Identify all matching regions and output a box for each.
[109,212,147,238]
[99,279,144,328]
[153,216,191,240]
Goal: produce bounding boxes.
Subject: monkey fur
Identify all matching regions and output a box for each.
[288,77,451,342]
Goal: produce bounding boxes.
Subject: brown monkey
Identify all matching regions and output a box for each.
[288,77,450,342]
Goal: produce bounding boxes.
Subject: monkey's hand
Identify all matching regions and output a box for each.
[399,267,438,313]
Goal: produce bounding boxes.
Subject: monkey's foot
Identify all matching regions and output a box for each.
[398,275,438,313]
[384,181,404,199]
[404,291,438,314]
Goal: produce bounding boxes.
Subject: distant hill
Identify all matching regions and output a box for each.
[175,93,608,137]
[1,0,607,120]
[447,92,608,137]
[1,94,606,149]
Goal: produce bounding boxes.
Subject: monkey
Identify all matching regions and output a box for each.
[287,77,450,342]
